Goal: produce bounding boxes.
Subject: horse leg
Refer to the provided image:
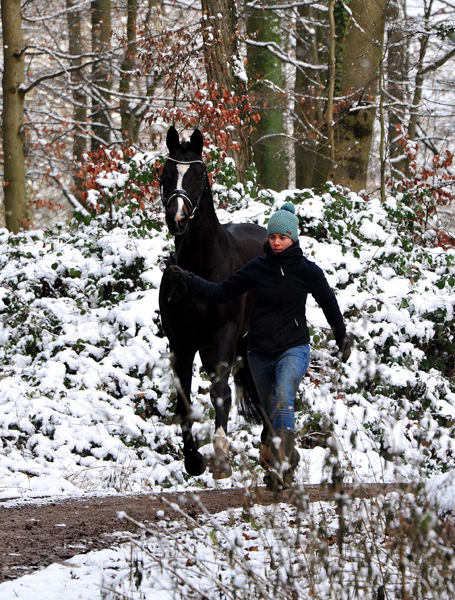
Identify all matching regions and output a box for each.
[200,337,237,480]
[211,366,233,479]
[172,349,207,477]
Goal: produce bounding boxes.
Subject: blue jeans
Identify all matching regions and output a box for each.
[247,344,310,434]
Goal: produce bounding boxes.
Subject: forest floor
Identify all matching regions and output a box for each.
[1,483,399,583]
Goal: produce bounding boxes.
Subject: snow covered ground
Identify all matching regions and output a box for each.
[0,501,351,600]
[2,167,455,596]
[2,491,453,599]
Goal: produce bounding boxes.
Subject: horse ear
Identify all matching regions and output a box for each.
[166,126,180,152]
[190,129,204,155]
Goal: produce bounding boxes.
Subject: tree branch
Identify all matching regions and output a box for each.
[421,46,455,76]
[245,39,326,71]
[22,0,91,23]
[50,173,90,216]
[19,57,104,95]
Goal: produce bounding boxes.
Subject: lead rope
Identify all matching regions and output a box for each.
[166,230,190,302]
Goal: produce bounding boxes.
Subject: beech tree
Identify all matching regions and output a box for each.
[244,0,389,191]
[1,0,161,225]
[1,0,27,232]
[385,0,408,178]
[246,2,286,190]
[313,0,388,191]
[3,0,455,230]
[243,0,455,193]
[119,0,139,142]
[91,0,112,150]
[200,0,252,183]
[293,2,326,189]
[66,0,87,198]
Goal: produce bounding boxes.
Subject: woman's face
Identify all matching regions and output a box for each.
[268,233,293,253]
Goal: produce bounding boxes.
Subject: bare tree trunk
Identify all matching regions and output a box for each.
[200,0,252,183]
[1,0,27,232]
[120,0,139,143]
[314,0,388,191]
[294,4,324,189]
[407,1,433,143]
[67,0,87,200]
[386,0,408,178]
[326,0,336,165]
[91,0,112,150]
[246,3,286,190]
[379,52,386,201]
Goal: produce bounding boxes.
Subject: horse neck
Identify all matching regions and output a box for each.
[175,187,228,272]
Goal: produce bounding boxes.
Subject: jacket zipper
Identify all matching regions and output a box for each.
[280,264,299,327]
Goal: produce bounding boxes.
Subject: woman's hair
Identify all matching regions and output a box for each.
[263,239,270,252]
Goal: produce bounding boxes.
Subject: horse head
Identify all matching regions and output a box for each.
[160,126,207,236]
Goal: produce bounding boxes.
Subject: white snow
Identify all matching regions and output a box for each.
[2,171,455,596]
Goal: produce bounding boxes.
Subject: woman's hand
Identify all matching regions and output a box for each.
[168,265,185,280]
[338,334,352,363]
[168,265,192,285]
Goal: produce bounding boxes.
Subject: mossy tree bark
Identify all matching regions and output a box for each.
[313,0,388,192]
[1,0,28,232]
[246,3,286,191]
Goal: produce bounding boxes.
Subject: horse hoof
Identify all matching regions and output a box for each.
[209,447,232,480]
[264,470,290,493]
[185,451,207,477]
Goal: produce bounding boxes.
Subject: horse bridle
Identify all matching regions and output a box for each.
[160,157,207,302]
[159,157,207,221]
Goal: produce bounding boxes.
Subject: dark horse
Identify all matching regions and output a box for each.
[159,126,265,479]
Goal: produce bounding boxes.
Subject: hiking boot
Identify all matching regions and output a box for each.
[263,430,299,491]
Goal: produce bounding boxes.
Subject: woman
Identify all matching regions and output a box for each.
[169,202,351,490]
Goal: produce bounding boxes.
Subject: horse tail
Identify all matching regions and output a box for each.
[233,336,263,425]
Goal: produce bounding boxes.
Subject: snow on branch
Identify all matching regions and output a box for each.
[245,39,326,71]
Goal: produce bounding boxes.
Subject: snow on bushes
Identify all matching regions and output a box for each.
[1,153,455,499]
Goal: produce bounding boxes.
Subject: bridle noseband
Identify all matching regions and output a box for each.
[160,157,207,221]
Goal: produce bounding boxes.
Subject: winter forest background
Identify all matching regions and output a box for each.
[3,1,455,598]
[1,0,455,231]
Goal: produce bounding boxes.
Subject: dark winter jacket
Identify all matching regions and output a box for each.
[187,241,346,355]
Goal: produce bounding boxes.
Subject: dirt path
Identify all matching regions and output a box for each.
[0,483,397,583]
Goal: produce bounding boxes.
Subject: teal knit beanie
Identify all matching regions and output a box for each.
[267,202,299,242]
